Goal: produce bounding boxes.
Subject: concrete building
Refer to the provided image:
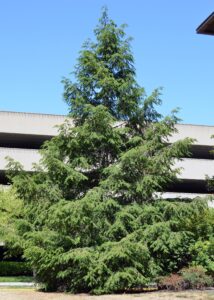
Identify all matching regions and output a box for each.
[0,111,214,200]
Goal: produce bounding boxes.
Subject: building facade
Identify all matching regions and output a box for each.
[0,111,214,200]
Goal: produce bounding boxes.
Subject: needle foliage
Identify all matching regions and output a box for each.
[6,8,213,294]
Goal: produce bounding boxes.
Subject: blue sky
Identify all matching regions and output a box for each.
[0,0,213,125]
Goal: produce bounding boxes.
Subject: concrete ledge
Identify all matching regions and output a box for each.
[176,158,214,180]
[0,148,40,172]
[161,192,213,199]
[161,192,214,207]
[1,111,214,146]
[172,124,214,146]
[0,282,34,287]
[0,111,66,136]
[0,147,213,181]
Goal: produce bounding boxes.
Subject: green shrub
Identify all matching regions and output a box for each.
[181,266,213,289]
[0,261,32,276]
[190,240,214,276]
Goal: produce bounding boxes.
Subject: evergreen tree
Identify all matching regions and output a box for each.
[7,8,199,294]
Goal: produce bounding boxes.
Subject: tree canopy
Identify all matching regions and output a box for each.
[6,8,214,294]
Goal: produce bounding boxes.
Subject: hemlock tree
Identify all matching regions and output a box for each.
[7,9,196,293]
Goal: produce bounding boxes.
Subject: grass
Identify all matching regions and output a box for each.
[0,276,33,282]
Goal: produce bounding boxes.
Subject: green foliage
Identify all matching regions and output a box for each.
[127,199,214,275]
[190,239,214,275]
[6,8,213,294]
[0,261,32,276]
[0,188,23,244]
[63,8,142,121]
[85,239,156,294]
[0,276,33,282]
[181,266,213,289]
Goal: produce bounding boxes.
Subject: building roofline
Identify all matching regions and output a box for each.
[0,110,214,128]
[0,110,66,118]
[176,123,214,128]
[196,12,214,35]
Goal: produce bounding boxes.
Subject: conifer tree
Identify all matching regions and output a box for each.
[7,8,196,294]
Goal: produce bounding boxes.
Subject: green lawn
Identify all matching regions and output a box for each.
[0,276,33,282]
